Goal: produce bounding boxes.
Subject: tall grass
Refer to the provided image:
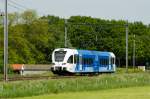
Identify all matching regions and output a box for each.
[0,73,150,98]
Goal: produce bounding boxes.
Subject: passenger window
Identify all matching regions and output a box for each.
[99,58,109,65]
[111,57,115,64]
[82,57,93,65]
[100,58,105,65]
[68,55,73,64]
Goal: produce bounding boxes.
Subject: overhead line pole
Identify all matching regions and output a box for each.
[133,34,135,70]
[125,21,129,73]
[65,19,67,48]
[4,0,8,81]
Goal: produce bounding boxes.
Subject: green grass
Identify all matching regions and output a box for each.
[116,67,144,74]
[1,73,150,98]
[16,86,150,99]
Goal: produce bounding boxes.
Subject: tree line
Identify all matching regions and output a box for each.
[0,10,150,71]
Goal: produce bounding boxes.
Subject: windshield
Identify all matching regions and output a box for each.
[55,51,66,62]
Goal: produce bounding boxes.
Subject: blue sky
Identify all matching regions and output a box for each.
[0,0,150,24]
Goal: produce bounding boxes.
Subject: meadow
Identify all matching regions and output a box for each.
[0,72,150,98]
[16,86,150,99]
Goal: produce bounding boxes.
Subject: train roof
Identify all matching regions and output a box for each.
[53,48,115,57]
[77,49,114,56]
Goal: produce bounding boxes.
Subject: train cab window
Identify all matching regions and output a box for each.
[67,55,73,64]
[55,51,66,62]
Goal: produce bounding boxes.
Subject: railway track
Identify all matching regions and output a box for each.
[0,75,85,82]
[0,72,101,82]
[8,76,51,81]
[0,76,49,81]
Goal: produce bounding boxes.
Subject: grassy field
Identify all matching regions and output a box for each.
[0,73,150,98]
[16,86,150,99]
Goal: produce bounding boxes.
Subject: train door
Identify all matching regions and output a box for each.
[99,56,110,71]
[79,55,82,71]
[82,55,95,72]
[93,56,99,72]
[67,55,74,72]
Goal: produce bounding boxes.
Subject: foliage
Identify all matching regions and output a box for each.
[68,16,150,66]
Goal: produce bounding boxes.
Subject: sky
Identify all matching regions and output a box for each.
[0,0,150,24]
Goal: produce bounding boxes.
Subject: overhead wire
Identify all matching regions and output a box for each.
[0,0,4,11]
[9,0,28,10]
[3,0,29,11]
[8,3,23,11]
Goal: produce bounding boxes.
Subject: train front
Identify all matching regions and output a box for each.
[51,48,77,75]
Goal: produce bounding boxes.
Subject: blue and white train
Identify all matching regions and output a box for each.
[51,48,116,75]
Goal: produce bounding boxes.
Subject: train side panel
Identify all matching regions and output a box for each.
[73,50,115,73]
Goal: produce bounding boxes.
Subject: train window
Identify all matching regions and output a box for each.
[100,59,103,65]
[82,57,93,65]
[67,55,73,64]
[90,58,94,64]
[82,58,85,64]
[55,51,66,62]
[99,58,109,65]
[111,57,115,64]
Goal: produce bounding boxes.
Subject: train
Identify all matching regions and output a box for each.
[51,48,116,75]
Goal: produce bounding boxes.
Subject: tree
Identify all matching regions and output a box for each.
[1,11,150,69]
[21,10,37,24]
